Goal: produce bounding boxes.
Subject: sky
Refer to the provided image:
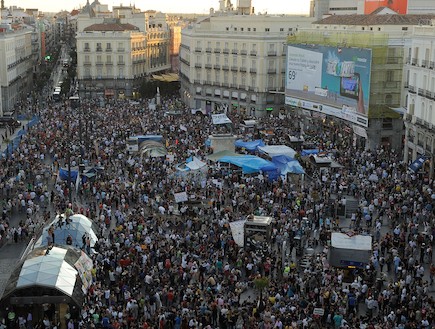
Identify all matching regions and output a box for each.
[14,0,311,15]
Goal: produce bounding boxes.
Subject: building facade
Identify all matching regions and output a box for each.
[76,20,147,99]
[76,3,171,99]
[179,13,314,117]
[286,14,435,152]
[0,22,33,113]
[403,24,435,178]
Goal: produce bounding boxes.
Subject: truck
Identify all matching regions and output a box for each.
[328,232,372,270]
[191,108,208,116]
[126,135,164,153]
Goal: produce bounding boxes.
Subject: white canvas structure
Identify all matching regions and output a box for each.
[34,214,98,250]
[258,145,296,158]
[186,157,207,171]
[330,233,372,251]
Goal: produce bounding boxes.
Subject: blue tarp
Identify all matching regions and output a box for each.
[409,155,428,173]
[234,139,265,151]
[272,155,305,175]
[59,168,79,181]
[301,149,320,156]
[218,155,277,175]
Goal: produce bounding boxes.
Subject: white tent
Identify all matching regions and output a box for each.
[258,145,296,158]
[186,157,207,171]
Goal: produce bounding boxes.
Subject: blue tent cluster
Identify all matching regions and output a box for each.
[234,139,265,151]
[1,116,40,158]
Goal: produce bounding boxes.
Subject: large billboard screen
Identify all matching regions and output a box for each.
[364,0,408,14]
[285,44,372,127]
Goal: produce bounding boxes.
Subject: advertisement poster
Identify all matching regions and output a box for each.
[285,44,372,127]
[364,0,408,14]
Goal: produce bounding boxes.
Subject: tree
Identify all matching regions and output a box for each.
[253,276,269,313]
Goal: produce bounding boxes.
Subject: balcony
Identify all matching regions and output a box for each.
[180,58,190,65]
[404,81,409,89]
[250,51,257,56]
[180,44,190,50]
[205,48,212,53]
[222,65,229,71]
[222,82,229,87]
[421,59,428,68]
[240,50,247,55]
[96,61,103,66]
[214,48,221,53]
[106,61,113,66]
[117,48,125,52]
[106,48,112,52]
[118,61,125,66]
[384,81,398,88]
[386,57,400,64]
[239,67,247,72]
[239,84,246,90]
[205,80,212,85]
[96,47,103,52]
[267,68,276,74]
[84,48,90,52]
[250,68,257,73]
[213,64,221,70]
[411,58,417,65]
[425,90,435,99]
[418,88,424,96]
[231,66,238,72]
[223,48,230,54]
[230,83,238,88]
[416,117,423,126]
[205,63,212,69]
[194,63,202,68]
[231,49,238,55]
[408,85,416,94]
[267,51,277,56]
[405,57,410,64]
[405,113,412,122]
[83,61,91,66]
[194,79,201,84]
[430,61,435,69]
[195,47,202,53]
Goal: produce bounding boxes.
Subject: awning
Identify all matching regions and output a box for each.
[104,89,114,96]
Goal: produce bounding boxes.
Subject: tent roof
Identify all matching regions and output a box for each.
[331,233,372,251]
[218,155,277,174]
[185,157,207,170]
[258,145,296,158]
[234,139,265,151]
[206,150,241,162]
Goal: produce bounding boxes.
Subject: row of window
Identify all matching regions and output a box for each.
[225,26,295,33]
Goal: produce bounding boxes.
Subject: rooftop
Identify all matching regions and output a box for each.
[315,14,435,25]
[84,22,139,31]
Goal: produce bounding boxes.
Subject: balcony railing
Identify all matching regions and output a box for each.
[239,67,247,72]
[405,57,410,64]
[231,66,238,72]
[430,61,435,69]
[195,63,202,68]
[195,47,202,53]
[222,82,229,87]
[418,88,424,95]
[180,58,190,65]
[83,61,91,66]
[84,48,90,52]
[250,51,257,56]
[96,47,103,52]
[250,68,257,73]
[411,58,417,65]
[213,64,221,70]
[117,48,125,52]
[408,85,416,93]
[106,48,112,52]
[205,48,212,53]
[404,81,409,88]
[421,59,428,68]
[118,61,125,66]
[240,50,247,55]
[205,63,212,69]
[205,80,212,85]
[230,83,238,88]
[222,65,229,71]
[231,49,238,55]
[267,68,276,74]
[214,48,221,53]
[96,61,103,66]
[267,51,277,56]
[239,84,246,89]
[405,113,412,122]
[106,61,113,66]
[194,79,201,84]
[223,48,230,54]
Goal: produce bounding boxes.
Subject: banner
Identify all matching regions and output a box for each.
[173,191,188,203]
[409,155,428,173]
[212,113,232,125]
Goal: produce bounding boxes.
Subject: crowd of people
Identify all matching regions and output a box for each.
[0,87,434,329]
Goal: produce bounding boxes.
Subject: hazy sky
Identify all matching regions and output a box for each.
[14,0,311,15]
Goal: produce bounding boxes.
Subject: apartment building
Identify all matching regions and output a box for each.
[286,13,435,151]
[403,24,435,178]
[76,3,171,99]
[180,13,314,117]
[0,22,33,113]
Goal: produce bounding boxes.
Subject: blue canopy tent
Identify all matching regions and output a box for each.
[301,149,320,156]
[59,168,79,181]
[234,139,265,151]
[272,155,305,175]
[218,155,278,178]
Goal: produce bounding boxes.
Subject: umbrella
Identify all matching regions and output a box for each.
[368,173,379,182]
